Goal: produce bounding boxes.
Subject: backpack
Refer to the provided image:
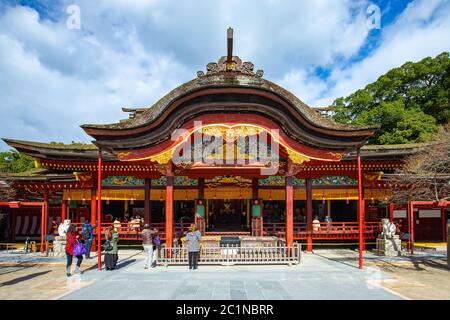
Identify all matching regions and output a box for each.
[153,235,161,246]
[82,225,90,240]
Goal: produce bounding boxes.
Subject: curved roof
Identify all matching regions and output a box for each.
[79,53,377,155]
[82,71,375,133]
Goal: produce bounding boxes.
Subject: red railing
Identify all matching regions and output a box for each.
[51,222,192,240]
[263,221,383,240]
[52,221,383,241]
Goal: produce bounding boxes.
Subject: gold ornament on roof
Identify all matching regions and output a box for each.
[287,149,311,165]
[150,149,173,164]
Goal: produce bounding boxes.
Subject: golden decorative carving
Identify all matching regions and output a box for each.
[117,152,131,160]
[150,149,173,164]
[329,152,343,161]
[364,171,384,181]
[286,149,311,165]
[73,172,92,182]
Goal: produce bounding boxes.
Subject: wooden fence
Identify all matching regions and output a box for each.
[157,243,301,266]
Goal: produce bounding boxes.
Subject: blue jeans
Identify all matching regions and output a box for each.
[84,239,92,257]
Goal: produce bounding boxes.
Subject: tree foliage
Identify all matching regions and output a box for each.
[331,52,450,144]
[0,150,35,174]
[388,128,450,203]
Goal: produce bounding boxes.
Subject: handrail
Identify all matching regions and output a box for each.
[158,243,301,266]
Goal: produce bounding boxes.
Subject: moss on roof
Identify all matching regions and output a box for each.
[3,139,97,150]
[6,168,49,177]
[361,143,429,150]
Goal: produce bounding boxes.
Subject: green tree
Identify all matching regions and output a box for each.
[332,52,450,144]
[0,150,35,173]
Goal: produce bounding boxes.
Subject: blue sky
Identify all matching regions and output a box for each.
[0,0,449,150]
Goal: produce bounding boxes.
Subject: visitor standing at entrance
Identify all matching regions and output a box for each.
[82,220,97,259]
[65,224,83,277]
[104,225,119,270]
[241,211,247,230]
[209,212,215,229]
[186,224,201,270]
[141,224,157,269]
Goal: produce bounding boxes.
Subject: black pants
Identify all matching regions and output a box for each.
[105,253,118,270]
[188,251,199,269]
[66,252,83,268]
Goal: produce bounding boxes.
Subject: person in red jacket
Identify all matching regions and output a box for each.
[65,224,83,277]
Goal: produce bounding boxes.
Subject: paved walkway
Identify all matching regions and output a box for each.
[3,248,447,300]
[57,251,403,300]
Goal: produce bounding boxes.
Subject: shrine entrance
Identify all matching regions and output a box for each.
[208,199,249,231]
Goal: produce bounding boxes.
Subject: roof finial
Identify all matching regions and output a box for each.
[197,28,264,78]
[227,27,233,63]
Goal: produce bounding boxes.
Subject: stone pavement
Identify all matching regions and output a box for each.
[3,247,447,300]
[58,251,403,300]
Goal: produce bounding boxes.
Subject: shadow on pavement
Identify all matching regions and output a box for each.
[312,252,360,269]
[116,259,136,269]
[0,265,35,276]
[0,270,52,287]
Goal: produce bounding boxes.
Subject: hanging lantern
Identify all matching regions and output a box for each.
[106,197,110,205]
[82,198,86,205]
[184,190,188,201]
[160,191,163,202]
[130,197,135,205]
[322,193,326,205]
[346,196,349,205]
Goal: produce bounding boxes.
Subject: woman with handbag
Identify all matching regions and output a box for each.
[104,225,119,270]
[65,224,85,277]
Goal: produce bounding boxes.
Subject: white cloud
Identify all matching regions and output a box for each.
[0,0,448,151]
[316,0,450,106]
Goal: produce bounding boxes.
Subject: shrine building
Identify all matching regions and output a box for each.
[1,29,448,256]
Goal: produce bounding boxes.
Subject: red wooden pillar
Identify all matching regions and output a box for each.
[166,175,174,248]
[40,191,49,252]
[389,202,394,222]
[407,201,414,254]
[199,178,205,199]
[61,200,67,221]
[90,190,97,251]
[43,191,49,238]
[306,178,313,252]
[286,176,294,247]
[40,203,45,253]
[198,178,205,230]
[252,178,258,199]
[97,150,103,270]
[144,179,151,224]
[357,151,364,269]
[442,207,447,243]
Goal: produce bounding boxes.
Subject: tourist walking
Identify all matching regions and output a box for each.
[65,224,84,277]
[104,225,119,270]
[81,220,97,258]
[141,224,157,269]
[185,224,201,270]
